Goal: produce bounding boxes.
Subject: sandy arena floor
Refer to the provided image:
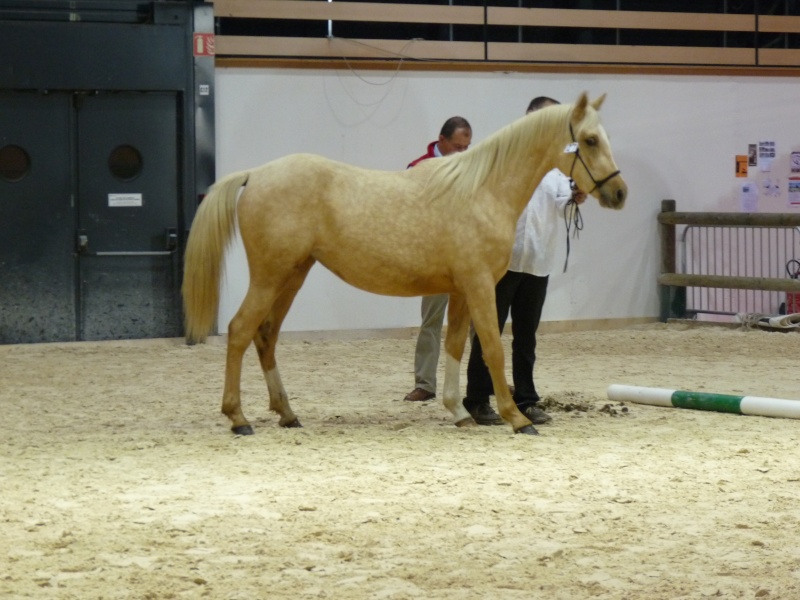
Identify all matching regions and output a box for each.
[1,323,799,599]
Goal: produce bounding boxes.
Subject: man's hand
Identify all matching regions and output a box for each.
[572,189,588,205]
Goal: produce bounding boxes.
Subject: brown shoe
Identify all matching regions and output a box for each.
[404,387,436,402]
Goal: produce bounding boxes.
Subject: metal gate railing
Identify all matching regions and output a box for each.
[658,200,800,321]
[681,224,800,317]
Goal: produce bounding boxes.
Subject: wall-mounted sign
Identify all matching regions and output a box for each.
[193,33,215,57]
[735,155,748,178]
[791,152,800,174]
[108,193,143,207]
[758,140,776,172]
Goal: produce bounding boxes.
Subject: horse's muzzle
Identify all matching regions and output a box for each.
[600,180,627,209]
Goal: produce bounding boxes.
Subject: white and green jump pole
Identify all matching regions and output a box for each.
[607,384,800,419]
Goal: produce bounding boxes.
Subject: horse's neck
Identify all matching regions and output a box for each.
[498,112,567,214]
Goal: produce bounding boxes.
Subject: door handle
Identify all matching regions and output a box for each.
[94,251,174,257]
[76,230,89,254]
[165,227,178,251]
[75,227,179,257]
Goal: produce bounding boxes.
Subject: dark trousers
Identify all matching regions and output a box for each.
[465,271,548,411]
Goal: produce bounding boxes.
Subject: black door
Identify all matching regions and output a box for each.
[0,92,76,343]
[0,91,182,344]
[76,92,181,341]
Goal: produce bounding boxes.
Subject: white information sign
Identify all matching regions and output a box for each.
[108,193,143,207]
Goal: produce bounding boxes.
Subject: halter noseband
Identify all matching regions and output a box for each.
[568,123,621,194]
[559,122,620,273]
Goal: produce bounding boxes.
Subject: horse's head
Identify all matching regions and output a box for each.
[561,92,627,209]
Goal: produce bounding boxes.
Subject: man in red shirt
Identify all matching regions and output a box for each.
[403,116,473,402]
[406,116,472,168]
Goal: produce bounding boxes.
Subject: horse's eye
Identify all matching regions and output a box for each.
[585,137,598,147]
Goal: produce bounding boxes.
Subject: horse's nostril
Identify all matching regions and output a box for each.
[616,188,626,203]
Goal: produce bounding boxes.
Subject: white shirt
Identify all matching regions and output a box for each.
[508,168,573,277]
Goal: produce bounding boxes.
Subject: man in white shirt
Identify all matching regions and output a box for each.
[463,96,586,426]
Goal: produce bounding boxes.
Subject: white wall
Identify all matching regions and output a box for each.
[214,68,800,333]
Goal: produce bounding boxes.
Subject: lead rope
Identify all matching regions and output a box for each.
[563,183,583,273]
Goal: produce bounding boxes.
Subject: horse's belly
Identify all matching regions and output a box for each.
[317,252,450,297]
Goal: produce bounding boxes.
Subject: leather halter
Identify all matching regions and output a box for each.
[568,123,621,194]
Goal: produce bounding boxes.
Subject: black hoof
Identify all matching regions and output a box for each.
[232,424,255,436]
[281,418,303,428]
[514,424,539,435]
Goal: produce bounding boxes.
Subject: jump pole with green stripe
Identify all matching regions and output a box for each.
[607,384,800,419]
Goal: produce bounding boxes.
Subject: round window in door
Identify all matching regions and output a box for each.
[0,144,31,182]
[108,144,143,181]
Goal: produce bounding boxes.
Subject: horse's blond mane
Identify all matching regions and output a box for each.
[422,103,572,203]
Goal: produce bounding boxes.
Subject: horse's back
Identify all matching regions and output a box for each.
[247,153,338,197]
[241,153,428,215]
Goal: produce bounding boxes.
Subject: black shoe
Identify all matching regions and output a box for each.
[463,399,504,426]
[521,404,552,425]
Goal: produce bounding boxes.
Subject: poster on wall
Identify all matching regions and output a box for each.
[758,140,776,172]
[748,144,757,166]
[762,178,780,198]
[735,155,748,177]
[791,152,800,173]
[740,181,758,212]
[788,177,800,207]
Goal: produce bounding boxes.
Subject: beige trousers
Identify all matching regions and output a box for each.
[412,294,449,393]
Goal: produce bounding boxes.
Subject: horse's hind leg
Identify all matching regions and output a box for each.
[254,325,297,428]
[222,283,283,435]
[252,258,315,428]
[441,293,475,426]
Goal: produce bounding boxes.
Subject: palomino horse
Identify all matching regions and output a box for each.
[183,92,627,436]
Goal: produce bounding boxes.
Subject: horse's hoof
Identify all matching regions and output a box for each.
[514,424,539,435]
[281,418,303,428]
[232,424,255,436]
[455,417,477,428]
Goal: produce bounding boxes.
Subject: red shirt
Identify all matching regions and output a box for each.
[407,141,439,168]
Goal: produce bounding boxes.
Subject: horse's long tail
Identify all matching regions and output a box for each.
[182,170,250,343]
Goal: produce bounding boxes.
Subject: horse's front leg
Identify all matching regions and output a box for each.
[466,287,536,435]
[441,293,475,427]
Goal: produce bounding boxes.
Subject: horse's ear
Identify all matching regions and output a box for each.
[571,91,590,123]
[591,93,607,111]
